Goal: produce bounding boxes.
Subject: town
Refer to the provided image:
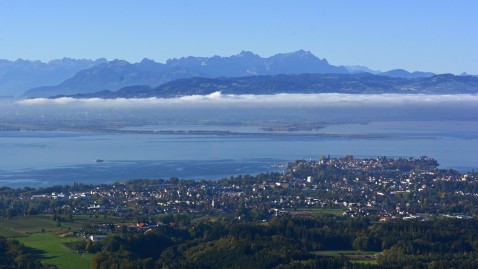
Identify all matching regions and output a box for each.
[5,155,476,224]
[1,156,478,268]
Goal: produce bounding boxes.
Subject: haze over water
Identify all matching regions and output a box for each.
[1,94,477,188]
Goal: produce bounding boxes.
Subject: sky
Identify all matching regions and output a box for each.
[0,0,477,74]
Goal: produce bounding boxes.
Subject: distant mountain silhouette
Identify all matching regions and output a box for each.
[378,69,435,78]
[59,73,478,99]
[22,59,197,98]
[166,50,348,76]
[22,51,348,98]
[3,51,473,98]
[0,58,106,97]
[344,65,380,74]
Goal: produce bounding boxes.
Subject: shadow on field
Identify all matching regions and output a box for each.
[23,245,58,260]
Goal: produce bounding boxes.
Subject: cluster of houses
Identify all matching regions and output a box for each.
[25,157,477,222]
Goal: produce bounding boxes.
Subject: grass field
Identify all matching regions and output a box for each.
[0,214,130,269]
[0,214,131,238]
[296,208,345,217]
[0,215,61,237]
[313,250,380,265]
[17,232,92,269]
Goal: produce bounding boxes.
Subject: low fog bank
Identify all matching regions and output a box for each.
[17,92,478,108]
[3,93,478,124]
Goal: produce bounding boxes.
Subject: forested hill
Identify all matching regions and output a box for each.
[62,73,478,99]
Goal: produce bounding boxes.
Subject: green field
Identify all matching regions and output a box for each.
[296,208,345,217]
[0,215,62,237]
[313,250,380,265]
[65,214,129,227]
[17,232,92,269]
[0,215,131,269]
[0,214,130,238]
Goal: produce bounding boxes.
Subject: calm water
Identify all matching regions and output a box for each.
[0,121,477,187]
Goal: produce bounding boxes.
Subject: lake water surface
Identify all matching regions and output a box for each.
[0,120,477,187]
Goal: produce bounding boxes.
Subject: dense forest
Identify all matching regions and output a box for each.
[85,216,478,269]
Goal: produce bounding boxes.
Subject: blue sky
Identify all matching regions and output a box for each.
[0,0,477,74]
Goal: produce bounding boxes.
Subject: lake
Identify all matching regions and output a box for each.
[0,120,477,187]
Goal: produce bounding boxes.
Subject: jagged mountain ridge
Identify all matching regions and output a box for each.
[166,50,348,76]
[23,50,350,98]
[4,50,467,98]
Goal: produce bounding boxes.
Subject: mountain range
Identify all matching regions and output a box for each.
[0,58,106,97]
[0,50,466,98]
[21,50,351,98]
[60,73,478,99]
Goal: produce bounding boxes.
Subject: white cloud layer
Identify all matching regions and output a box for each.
[17,92,478,109]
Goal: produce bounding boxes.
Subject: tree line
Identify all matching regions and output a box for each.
[88,215,478,268]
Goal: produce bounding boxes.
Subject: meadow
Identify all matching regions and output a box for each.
[313,250,380,265]
[296,208,345,217]
[0,215,128,269]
